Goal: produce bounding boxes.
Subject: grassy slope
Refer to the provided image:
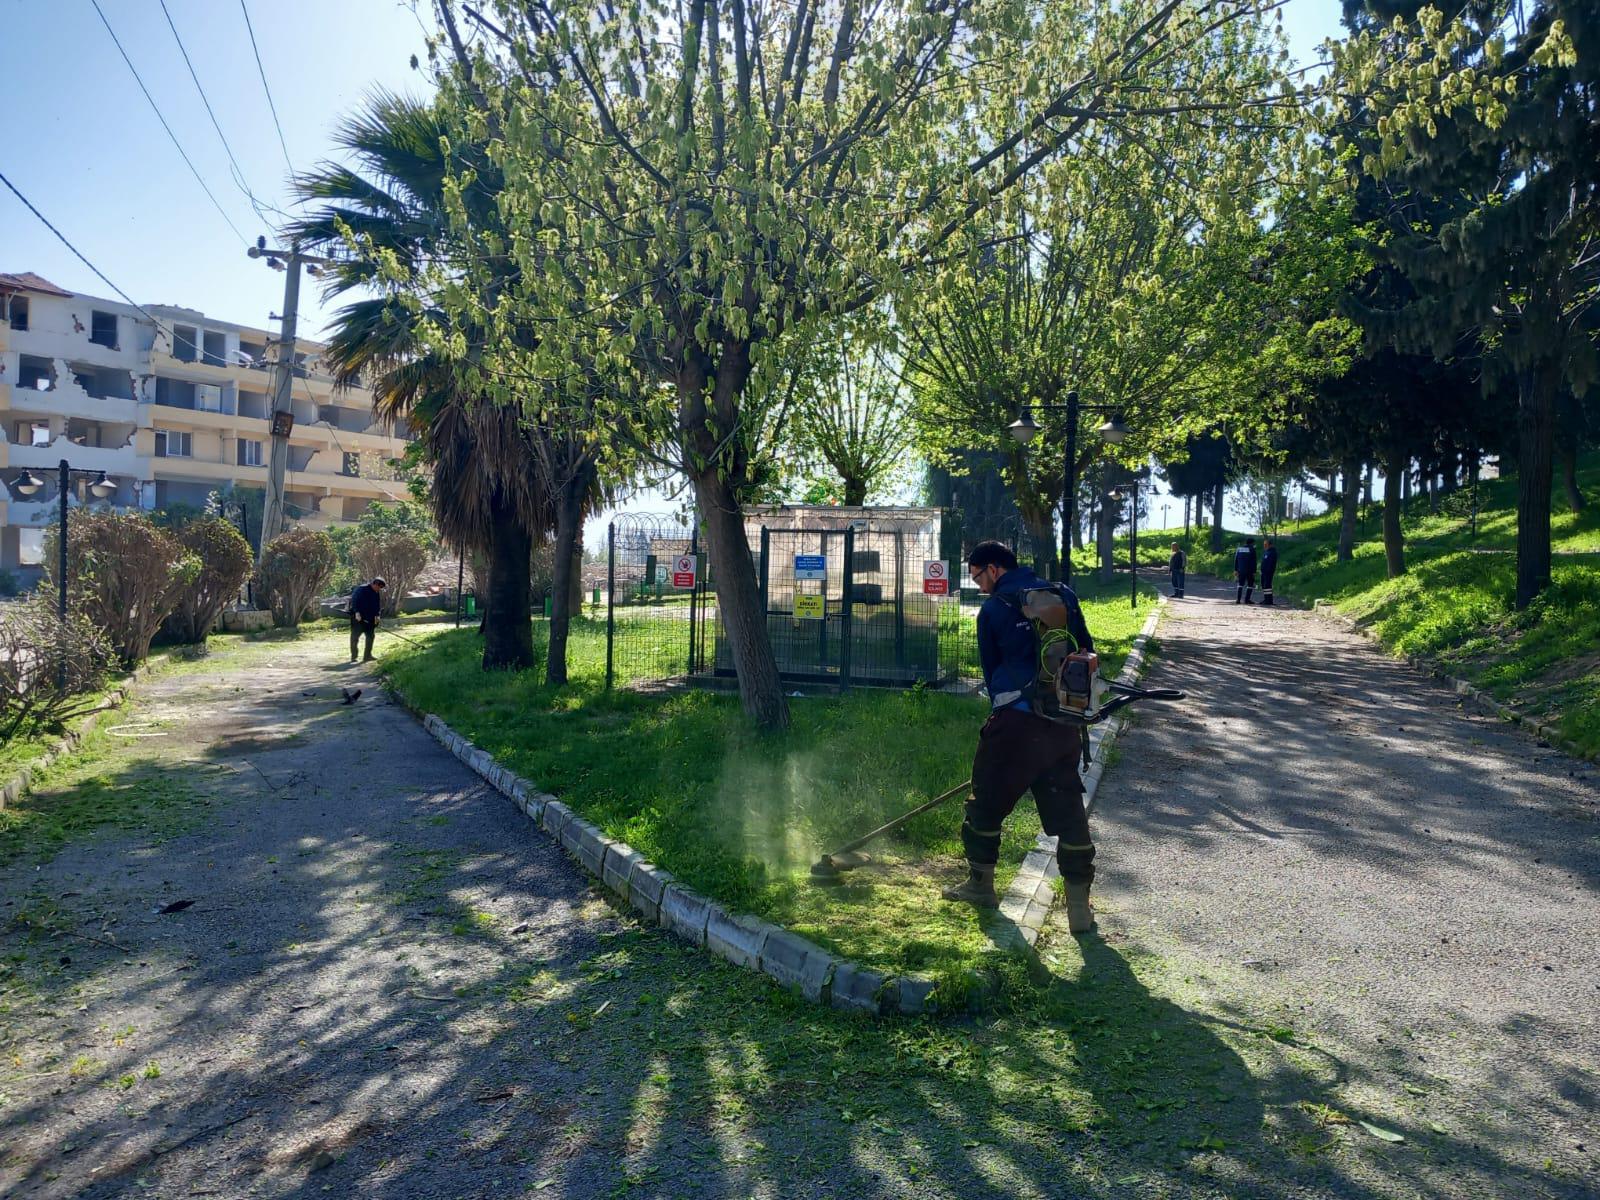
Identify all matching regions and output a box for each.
[381,574,1159,988]
[1181,455,1600,756]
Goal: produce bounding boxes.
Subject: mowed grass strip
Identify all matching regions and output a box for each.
[381,575,1159,983]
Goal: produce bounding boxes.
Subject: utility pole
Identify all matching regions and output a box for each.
[247,239,332,563]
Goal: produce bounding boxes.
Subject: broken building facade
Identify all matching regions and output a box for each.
[0,272,413,574]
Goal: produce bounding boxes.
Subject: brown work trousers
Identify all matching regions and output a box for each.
[964,706,1094,886]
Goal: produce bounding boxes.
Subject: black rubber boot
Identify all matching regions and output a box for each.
[942,863,999,908]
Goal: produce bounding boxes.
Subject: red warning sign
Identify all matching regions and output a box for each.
[923,559,950,595]
[672,554,698,589]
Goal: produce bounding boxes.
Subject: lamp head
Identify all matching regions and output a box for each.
[1096,414,1129,445]
[89,472,116,499]
[14,471,44,497]
[1007,409,1040,445]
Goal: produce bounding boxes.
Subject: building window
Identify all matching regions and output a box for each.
[18,356,52,391]
[90,310,118,349]
[342,452,361,477]
[202,330,226,367]
[19,529,44,567]
[155,430,192,458]
[239,439,264,467]
[7,296,27,331]
[27,421,52,447]
[172,325,198,362]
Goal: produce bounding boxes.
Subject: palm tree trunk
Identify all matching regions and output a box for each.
[482,500,534,671]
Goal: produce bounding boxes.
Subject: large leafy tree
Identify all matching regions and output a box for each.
[429,0,1304,730]
[1333,0,1600,607]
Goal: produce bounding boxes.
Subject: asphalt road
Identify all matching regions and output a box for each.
[1070,575,1600,1199]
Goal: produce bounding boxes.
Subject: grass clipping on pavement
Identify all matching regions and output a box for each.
[382,579,1157,993]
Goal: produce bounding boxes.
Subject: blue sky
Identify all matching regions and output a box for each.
[2,0,1348,339]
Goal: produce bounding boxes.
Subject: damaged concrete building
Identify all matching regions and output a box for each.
[0,272,414,576]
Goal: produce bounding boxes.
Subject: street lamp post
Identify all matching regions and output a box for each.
[1008,391,1128,587]
[13,460,117,683]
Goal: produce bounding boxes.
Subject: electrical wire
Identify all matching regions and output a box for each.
[156,0,286,228]
[0,169,180,342]
[88,0,248,245]
[239,0,295,178]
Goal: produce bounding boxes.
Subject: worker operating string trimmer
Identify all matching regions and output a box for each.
[944,541,1105,932]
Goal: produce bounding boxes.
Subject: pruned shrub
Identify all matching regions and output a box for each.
[45,511,199,668]
[166,517,254,644]
[257,527,335,628]
[350,529,428,617]
[0,598,116,743]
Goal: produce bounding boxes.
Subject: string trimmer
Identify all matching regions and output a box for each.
[806,678,1185,886]
[377,626,425,648]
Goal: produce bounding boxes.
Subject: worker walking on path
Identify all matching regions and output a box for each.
[1169,542,1187,599]
[1233,537,1258,604]
[349,577,387,663]
[1260,537,1278,606]
[943,541,1098,933]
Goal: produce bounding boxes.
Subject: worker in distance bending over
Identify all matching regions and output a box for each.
[945,541,1098,934]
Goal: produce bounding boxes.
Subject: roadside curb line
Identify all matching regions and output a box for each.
[993,596,1168,949]
[0,667,150,812]
[398,697,944,1016]
[1306,598,1596,765]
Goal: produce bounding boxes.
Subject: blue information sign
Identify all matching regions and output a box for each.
[794,553,827,580]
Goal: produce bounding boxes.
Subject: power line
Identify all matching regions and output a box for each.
[88,0,248,244]
[156,0,284,228]
[240,0,296,179]
[0,169,178,340]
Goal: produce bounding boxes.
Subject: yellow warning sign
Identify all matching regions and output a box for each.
[793,593,825,620]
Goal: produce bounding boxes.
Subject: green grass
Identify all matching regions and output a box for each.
[1175,455,1600,757]
[380,576,1159,985]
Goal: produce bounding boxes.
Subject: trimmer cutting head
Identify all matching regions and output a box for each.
[808,850,872,885]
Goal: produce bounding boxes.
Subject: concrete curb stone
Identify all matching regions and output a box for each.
[830,959,890,1015]
[561,816,615,880]
[601,842,646,903]
[540,799,575,844]
[758,929,838,1003]
[0,669,144,813]
[705,908,778,970]
[658,884,714,948]
[625,860,675,925]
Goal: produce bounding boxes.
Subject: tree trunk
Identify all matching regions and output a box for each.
[1337,454,1360,562]
[1022,508,1057,580]
[1363,465,1374,505]
[545,468,590,687]
[1515,365,1557,609]
[1401,465,1412,506]
[1560,440,1585,513]
[1209,480,1224,552]
[1183,494,1191,539]
[842,477,867,506]
[482,500,534,671]
[1097,494,1117,583]
[695,467,789,728]
[1439,448,1459,495]
[1382,448,1406,578]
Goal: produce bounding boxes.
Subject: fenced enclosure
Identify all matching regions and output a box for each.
[604,507,980,691]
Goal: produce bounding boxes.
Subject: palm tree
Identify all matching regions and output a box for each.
[288,93,553,671]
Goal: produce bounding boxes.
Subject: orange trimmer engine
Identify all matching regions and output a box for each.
[1057,648,1099,714]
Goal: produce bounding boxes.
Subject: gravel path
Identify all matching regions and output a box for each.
[1071,575,1600,1199]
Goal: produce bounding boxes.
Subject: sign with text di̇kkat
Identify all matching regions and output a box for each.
[793,593,825,620]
